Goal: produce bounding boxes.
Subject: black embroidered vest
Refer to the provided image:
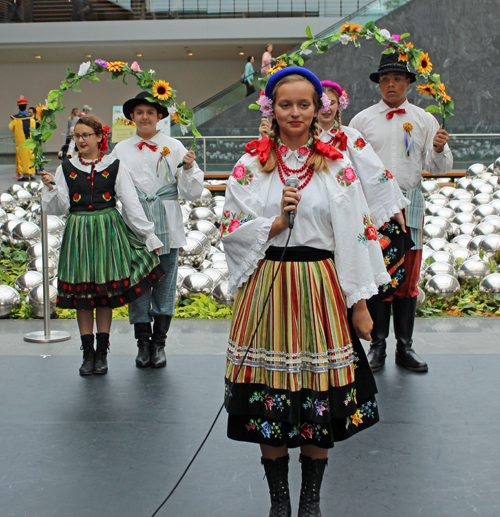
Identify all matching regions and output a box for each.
[62,159,119,213]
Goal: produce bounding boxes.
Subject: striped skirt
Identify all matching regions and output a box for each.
[225,247,379,449]
[56,208,164,310]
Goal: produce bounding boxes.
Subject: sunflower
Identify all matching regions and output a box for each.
[341,22,362,33]
[152,80,173,101]
[416,83,435,96]
[442,93,452,103]
[107,61,125,72]
[418,52,433,74]
[266,59,287,76]
[398,41,414,62]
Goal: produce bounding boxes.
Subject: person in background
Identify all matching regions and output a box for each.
[5,0,25,23]
[9,95,36,180]
[261,43,274,76]
[349,52,453,374]
[58,126,76,161]
[67,107,80,136]
[244,55,256,97]
[28,107,36,117]
[79,104,92,117]
[71,0,85,21]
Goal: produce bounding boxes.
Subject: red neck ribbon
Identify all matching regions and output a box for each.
[137,141,158,152]
[314,140,344,161]
[245,137,273,165]
[332,132,347,151]
[386,108,406,120]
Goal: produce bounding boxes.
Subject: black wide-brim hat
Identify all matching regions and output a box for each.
[123,91,169,121]
[370,52,417,84]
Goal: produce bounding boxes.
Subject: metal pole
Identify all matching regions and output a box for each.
[24,208,71,343]
[203,136,207,174]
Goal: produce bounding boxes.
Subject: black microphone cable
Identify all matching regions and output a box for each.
[150,227,293,517]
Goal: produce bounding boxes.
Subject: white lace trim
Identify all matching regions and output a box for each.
[145,234,163,252]
[345,283,379,308]
[371,196,411,229]
[374,270,391,287]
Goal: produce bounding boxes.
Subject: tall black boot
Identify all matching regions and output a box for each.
[134,322,152,368]
[94,332,110,375]
[367,301,392,372]
[79,334,95,376]
[392,296,428,372]
[261,455,291,517]
[298,454,328,517]
[150,315,171,368]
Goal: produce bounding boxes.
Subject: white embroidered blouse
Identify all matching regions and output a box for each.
[221,143,391,307]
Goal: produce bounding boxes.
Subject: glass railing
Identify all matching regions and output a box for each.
[171,0,411,136]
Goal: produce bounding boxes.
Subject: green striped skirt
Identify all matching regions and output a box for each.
[225,247,379,449]
[57,208,164,310]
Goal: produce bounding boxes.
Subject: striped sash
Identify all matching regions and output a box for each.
[136,183,179,255]
[401,180,424,250]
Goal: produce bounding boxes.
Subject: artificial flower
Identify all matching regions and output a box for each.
[398,41,414,61]
[107,61,125,72]
[180,123,190,135]
[319,92,332,113]
[35,103,47,120]
[171,112,179,123]
[385,34,400,49]
[341,22,362,32]
[77,61,91,76]
[417,83,435,96]
[365,30,373,39]
[152,79,173,100]
[256,94,274,116]
[403,123,413,132]
[130,61,142,73]
[266,59,287,76]
[379,29,391,39]
[167,106,177,115]
[160,146,170,156]
[338,89,349,110]
[418,52,433,74]
[339,34,351,45]
[95,59,108,69]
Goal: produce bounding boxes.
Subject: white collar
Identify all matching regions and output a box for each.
[277,139,313,163]
[378,99,410,113]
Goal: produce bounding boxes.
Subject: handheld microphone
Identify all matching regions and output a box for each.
[285,175,299,229]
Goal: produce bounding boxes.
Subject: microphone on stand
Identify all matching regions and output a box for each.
[285,175,299,229]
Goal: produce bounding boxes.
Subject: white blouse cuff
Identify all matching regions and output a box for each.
[345,283,379,308]
[228,217,276,294]
[146,234,163,252]
[372,196,411,229]
[41,185,60,201]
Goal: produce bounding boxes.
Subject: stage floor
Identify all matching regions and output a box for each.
[0,318,499,517]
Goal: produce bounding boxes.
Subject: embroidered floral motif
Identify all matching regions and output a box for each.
[297,146,309,157]
[343,388,357,406]
[278,144,289,156]
[246,419,283,439]
[336,164,358,186]
[221,210,252,237]
[73,193,81,203]
[380,269,404,292]
[379,221,400,234]
[102,170,109,179]
[379,169,394,183]
[384,248,397,265]
[302,397,330,416]
[102,192,112,202]
[232,162,254,186]
[69,172,77,180]
[353,136,367,151]
[357,214,378,245]
[278,141,311,161]
[346,400,377,429]
[288,422,329,441]
[249,391,291,411]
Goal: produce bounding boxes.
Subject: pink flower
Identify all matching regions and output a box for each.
[319,93,331,113]
[257,95,274,116]
[342,166,357,183]
[264,395,274,410]
[131,61,142,72]
[232,163,247,181]
[297,146,309,157]
[385,34,400,49]
[228,218,240,233]
[224,210,230,218]
[279,144,289,156]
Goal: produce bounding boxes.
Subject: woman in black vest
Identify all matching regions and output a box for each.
[40,116,164,376]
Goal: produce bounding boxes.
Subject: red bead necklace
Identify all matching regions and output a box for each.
[78,152,104,166]
[275,144,314,190]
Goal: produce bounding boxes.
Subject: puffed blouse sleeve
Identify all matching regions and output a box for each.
[320,162,391,307]
[222,155,277,294]
[41,165,70,216]
[344,126,409,229]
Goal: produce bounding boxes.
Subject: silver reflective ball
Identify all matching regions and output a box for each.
[421,181,440,197]
[425,274,460,298]
[207,246,220,260]
[50,276,58,290]
[0,193,16,212]
[474,184,494,196]
[488,200,500,212]
[25,284,57,319]
[177,266,198,288]
[455,202,476,214]
[472,193,492,206]
[418,270,426,287]
[450,247,471,264]
[209,196,226,208]
[47,234,61,250]
[435,207,456,221]
[0,285,21,318]
[466,163,487,178]
[445,242,460,251]
[458,259,491,281]
[421,246,434,261]
[466,179,486,194]
[191,220,220,246]
[14,271,43,293]
[426,238,448,251]
[479,172,493,181]
[428,251,454,266]
[456,178,472,190]
[425,203,441,216]
[428,217,452,236]
[478,234,500,260]
[186,230,211,255]
[479,273,500,298]
[483,215,500,232]
[495,157,500,172]
[473,205,498,222]
[13,207,28,220]
[486,163,496,173]
[428,194,448,207]
[212,281,235,307]
[456,223,476,236]
[8,184,23,195]
[12,221,41,245]
[14,189,32,207]
[467,236,485,253]
[27,258,58,277]
[416,287,426,308]
[211,260,230,278]
[474,222,498,237]
[179,237,206,268]
[212,205,224,225]
[202,268,226,285]
[181,205,189,226]
[425,262,456,280]
[451,189,473,202]
[493,191,500,200]
[218,242,225,252]
[452,212,476,225]
[2,219,22,239]
[46,216,66,238]
[424,216,433,226]
[27,243,58,261]
[199,259,212,270]
[439,186,456,198]
[486,176,500,190]
[181,273,214,296]
[450,222,459,237]
[0,208,7,224]
[452,234,473,248]
[198,188,213,207]
[447,199,463,211]
[188,207,218,225]
[210,252,226,263]
[423,224,446,242]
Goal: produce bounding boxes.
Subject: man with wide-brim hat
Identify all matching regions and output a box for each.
[9,95,36,180]
[112,91,203,370]
[350,51,453,374]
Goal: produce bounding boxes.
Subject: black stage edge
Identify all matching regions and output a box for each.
[1,354,499,517]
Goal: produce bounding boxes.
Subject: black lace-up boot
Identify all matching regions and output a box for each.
[297,454,328,517]
[134,322,152,368]
[367,301,392,372]
[94,332,110,374]
[261,455,292,517]
[150,315,171,368]
[79,334,95,376]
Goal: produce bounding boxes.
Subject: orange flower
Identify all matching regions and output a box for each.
[350,410,363,427]
[341,22,362,32]
[418,52,433,74]
[171,112,179,123]
[398,41,413,62]
[266,59,287,76]
[107,61,125,72]
[152,80,173,101]
[403,123,413,132]
[417,83,435,96]
[36,103,47,120]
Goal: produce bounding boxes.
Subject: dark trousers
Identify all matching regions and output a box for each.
[72,0,85,21]
[7,3,25,22]
[245,82,256,97]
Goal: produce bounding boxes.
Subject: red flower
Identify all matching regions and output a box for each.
[124,280,129,286]
[300,423,313,439]
[74,300,77,306]
[136,287,141,293]
[220,222,226,237]
[264,395,274,410]
[355,137,366,149]
[102,170,109,178]
[73,193,81,202]
[385,169,393,179]
[365,225,378,241]
[112,283,117,288]
[69,172,77,179]
[102,192,112,202]
[84,285,88,290]
[224,210,230,218]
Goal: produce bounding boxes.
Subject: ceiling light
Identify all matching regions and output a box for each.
[239,52,244,55]
[35,55,41,59]
[136,53,142,57]
[85,54,91,58]
[188,52,193,56]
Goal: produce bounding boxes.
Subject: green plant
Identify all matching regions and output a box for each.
[0,241,29,287]
[175,294,233,319]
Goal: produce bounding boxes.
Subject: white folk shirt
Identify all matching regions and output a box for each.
[319,125,409,229]
[349,99,453,190]
[111,132,204,249]
[41,155,163,252]
[221,145,391,307]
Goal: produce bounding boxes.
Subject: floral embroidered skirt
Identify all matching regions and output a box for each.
[225,247,379,449]
[57,208,165,310]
